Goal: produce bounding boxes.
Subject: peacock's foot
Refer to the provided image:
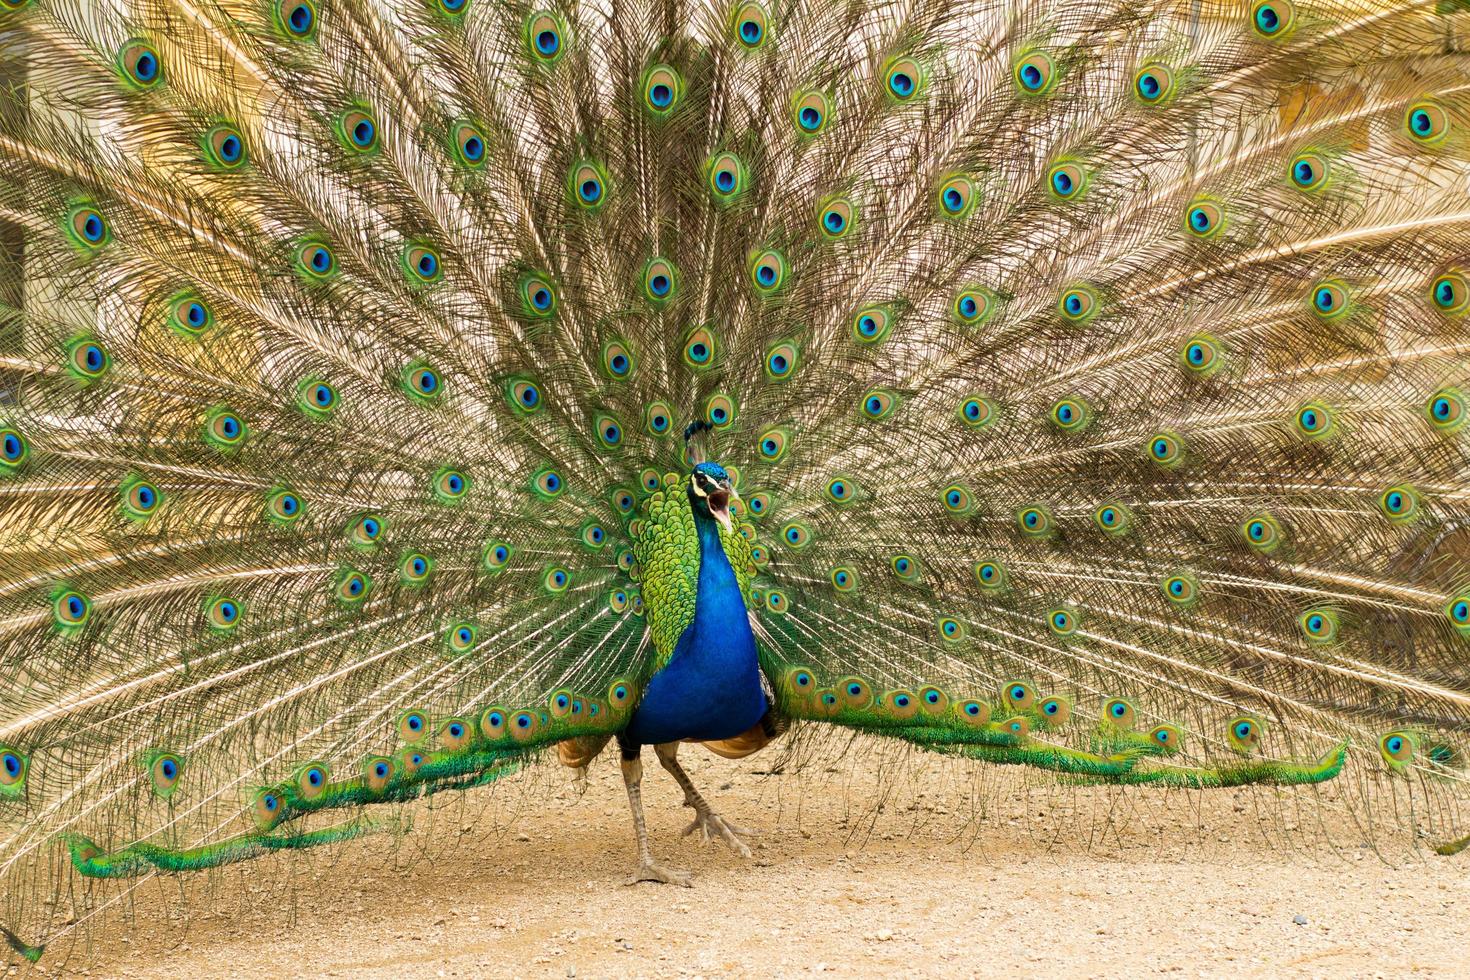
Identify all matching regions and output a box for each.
[682,809,755,857]
[568,765,589,797]
[625,860,693,887]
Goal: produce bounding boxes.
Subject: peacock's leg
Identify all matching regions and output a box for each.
[654,742,754,857]
[620,753,692,887]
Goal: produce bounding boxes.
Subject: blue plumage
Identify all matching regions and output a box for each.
[626,509,765,746]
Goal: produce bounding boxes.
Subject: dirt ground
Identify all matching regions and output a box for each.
[15,738,1470,979]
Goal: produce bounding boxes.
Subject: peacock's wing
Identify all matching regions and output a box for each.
[632,472,702,669]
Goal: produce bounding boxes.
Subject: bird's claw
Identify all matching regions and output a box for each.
[682,810,755,857]
[625,860,693,887]
[568,766,589,798]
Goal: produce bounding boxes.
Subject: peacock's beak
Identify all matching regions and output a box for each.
[709,485,736,533]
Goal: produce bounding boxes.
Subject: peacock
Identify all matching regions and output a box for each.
[3,0,1470,960]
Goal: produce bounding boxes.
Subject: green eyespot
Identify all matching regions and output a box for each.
[296,378,339,419]
[569,160,610,210]
[1132,63,1176,105]
[1241,512,1283,553]
[204,124,249,169]
[859,388,897,420]
[1161,572,1200,608]
[1013,49,1057,97]
[334,568,371,605]
[792,90,830,135]
[402,362,445,404]
[882,55,924,103]
[683,326,718,371]
[433,467,470,503]
[1093,502,1133,537]
[1427,389,1466,433]
[851,305,894,344]
[1050,397,1089,432]
[203,407,248,451]
[1294,401,1334,440]
[65,337,111,383]
[1181,335,1223,376]
[400,552,434,585]
[1146,431,1184,467]
[643,257,679,303]
[66,205,110,250]
[1017,505,1053,537]
[644,65,683,116]
[973,560,1007,590]
[265,487,305,526]
[731,1,770,48]
[118,39,163,88]
[205,595,244,631]
[706,152,747,203]
[936,175,976,219]
[120,475,162,520]
[1298,608,1340,644]
[1058,284,1098,323]
[1379,485,1421,524]
[447,622,477,654]
[168,293,215,337]
[941,484,974,515]
[402,245,444,284]
[338,108,379,153]
[526,11,567,63]
[1405,99,1450,145]
[749,249,787,295]
[484,540,513,570]
[53,589,91,632]
[1047,161,1087,201]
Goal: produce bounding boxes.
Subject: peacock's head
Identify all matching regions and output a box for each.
[688,461,738,532]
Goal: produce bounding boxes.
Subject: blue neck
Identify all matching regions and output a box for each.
[688,509,751,655]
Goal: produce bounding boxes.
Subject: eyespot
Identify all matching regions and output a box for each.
[825,476,855,504]
[756,428,789,462]
[779,522,811,550]
[295,378,339,419]
[851,306,893,344]
[265,488,304,525]
[118,40,162,87]
[438,717,472,752]
[792,90,830,135]
[533,468,565,498]
[168,293,215,337]
[121,476,161,519]
[1311,280,1348,317]
[644,65,683,115]
[404,364,444,403]
[1227,715,1265,753]
[1241,512,1283,552]
[1050,398,1088,432]
[608,679,635,711]
[610,488,637,516]
[706,152,747,202]
[745,491,771,518]
[1057,285,1097,323]
[521,275,557,318]
[594,413,625,449]
[958,395,995,429]
[890,554,919,581]
[1180,334,1222,376]
[883,56,922,102]
[838,676,873,709]
[447,622,477,654]
[436,0,468,17]
[526,12,565,62]
[1405,100,1450,145]
[1004,682,1036,711]
[764,590,788,614]
[1039,696,1071,726]
[1102,698,1136,729]
[545,567,570,592]
[142,752,184,798]
[0,431,27,473]
[1092,502,1132,537]
[570,161,608,209]
[1251,0,1294,37]
[601,341,635,380]
[1047,162,1087,201]
[817,197,854,239]
[297,242,335,279]
[400,552,433,585]
[1294,402,1334,439]
[452,122,487,167]
[403,246,443,284]
[205,124,248,169]
[1185,200,1224,238]
[507,378,543,414]
[941,484,973,514]
[830,566,858,593]
[1013,50,1055,96]
[1047,607,1077,636]
[1431,272,1468,315]
[578,522,608,550]
[1161,572,1199,608]
[706,394,737,429]
[397,710,429,743]
[860,388,896,420]
[1289,152,1328,191]
[1146,431,1183,467]
[974,560,1007,590]
[1445,595,1470,635]
[937,617,965,642]
[252,789,284,829]
[1298,608,1339,643]
[640,468,662,492]
[1147,724,1182,753]
[54,590,91,628]
[952,288,991,325]
[749,250,787,295]
[1016,505,1052,537]
[683,326,718,369]
[483,540,512,570]
[340,109,378,152]
[1379,730,1418,769]
[759,341,800,383]
[1133,63,1175,104]
[731,2,768,48]
[1428,389,1467,433]
[643,257,679,303]
[936,175,975,219]
[206,595,243,630]
[956,700,991,726]
[66,338,110,381]
[350,513,385,546]
[363,756,395,793]
[68,206,109,248]
[277,0,316,38]
[1379,484,1421,524]
[204,408,247,449]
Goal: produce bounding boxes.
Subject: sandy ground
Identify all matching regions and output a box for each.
[12,737,1470,979]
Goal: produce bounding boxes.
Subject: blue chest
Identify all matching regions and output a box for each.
[625,515,766,745]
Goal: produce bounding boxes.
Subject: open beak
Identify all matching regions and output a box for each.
[709,486,736,533]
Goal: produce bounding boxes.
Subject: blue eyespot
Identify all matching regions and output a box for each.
[890,72,913,97]
[1052,170,1073,195]
[800,106,822,130]
[740,19,761,43]
[536,30,559,55]
[715,169,735,192]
